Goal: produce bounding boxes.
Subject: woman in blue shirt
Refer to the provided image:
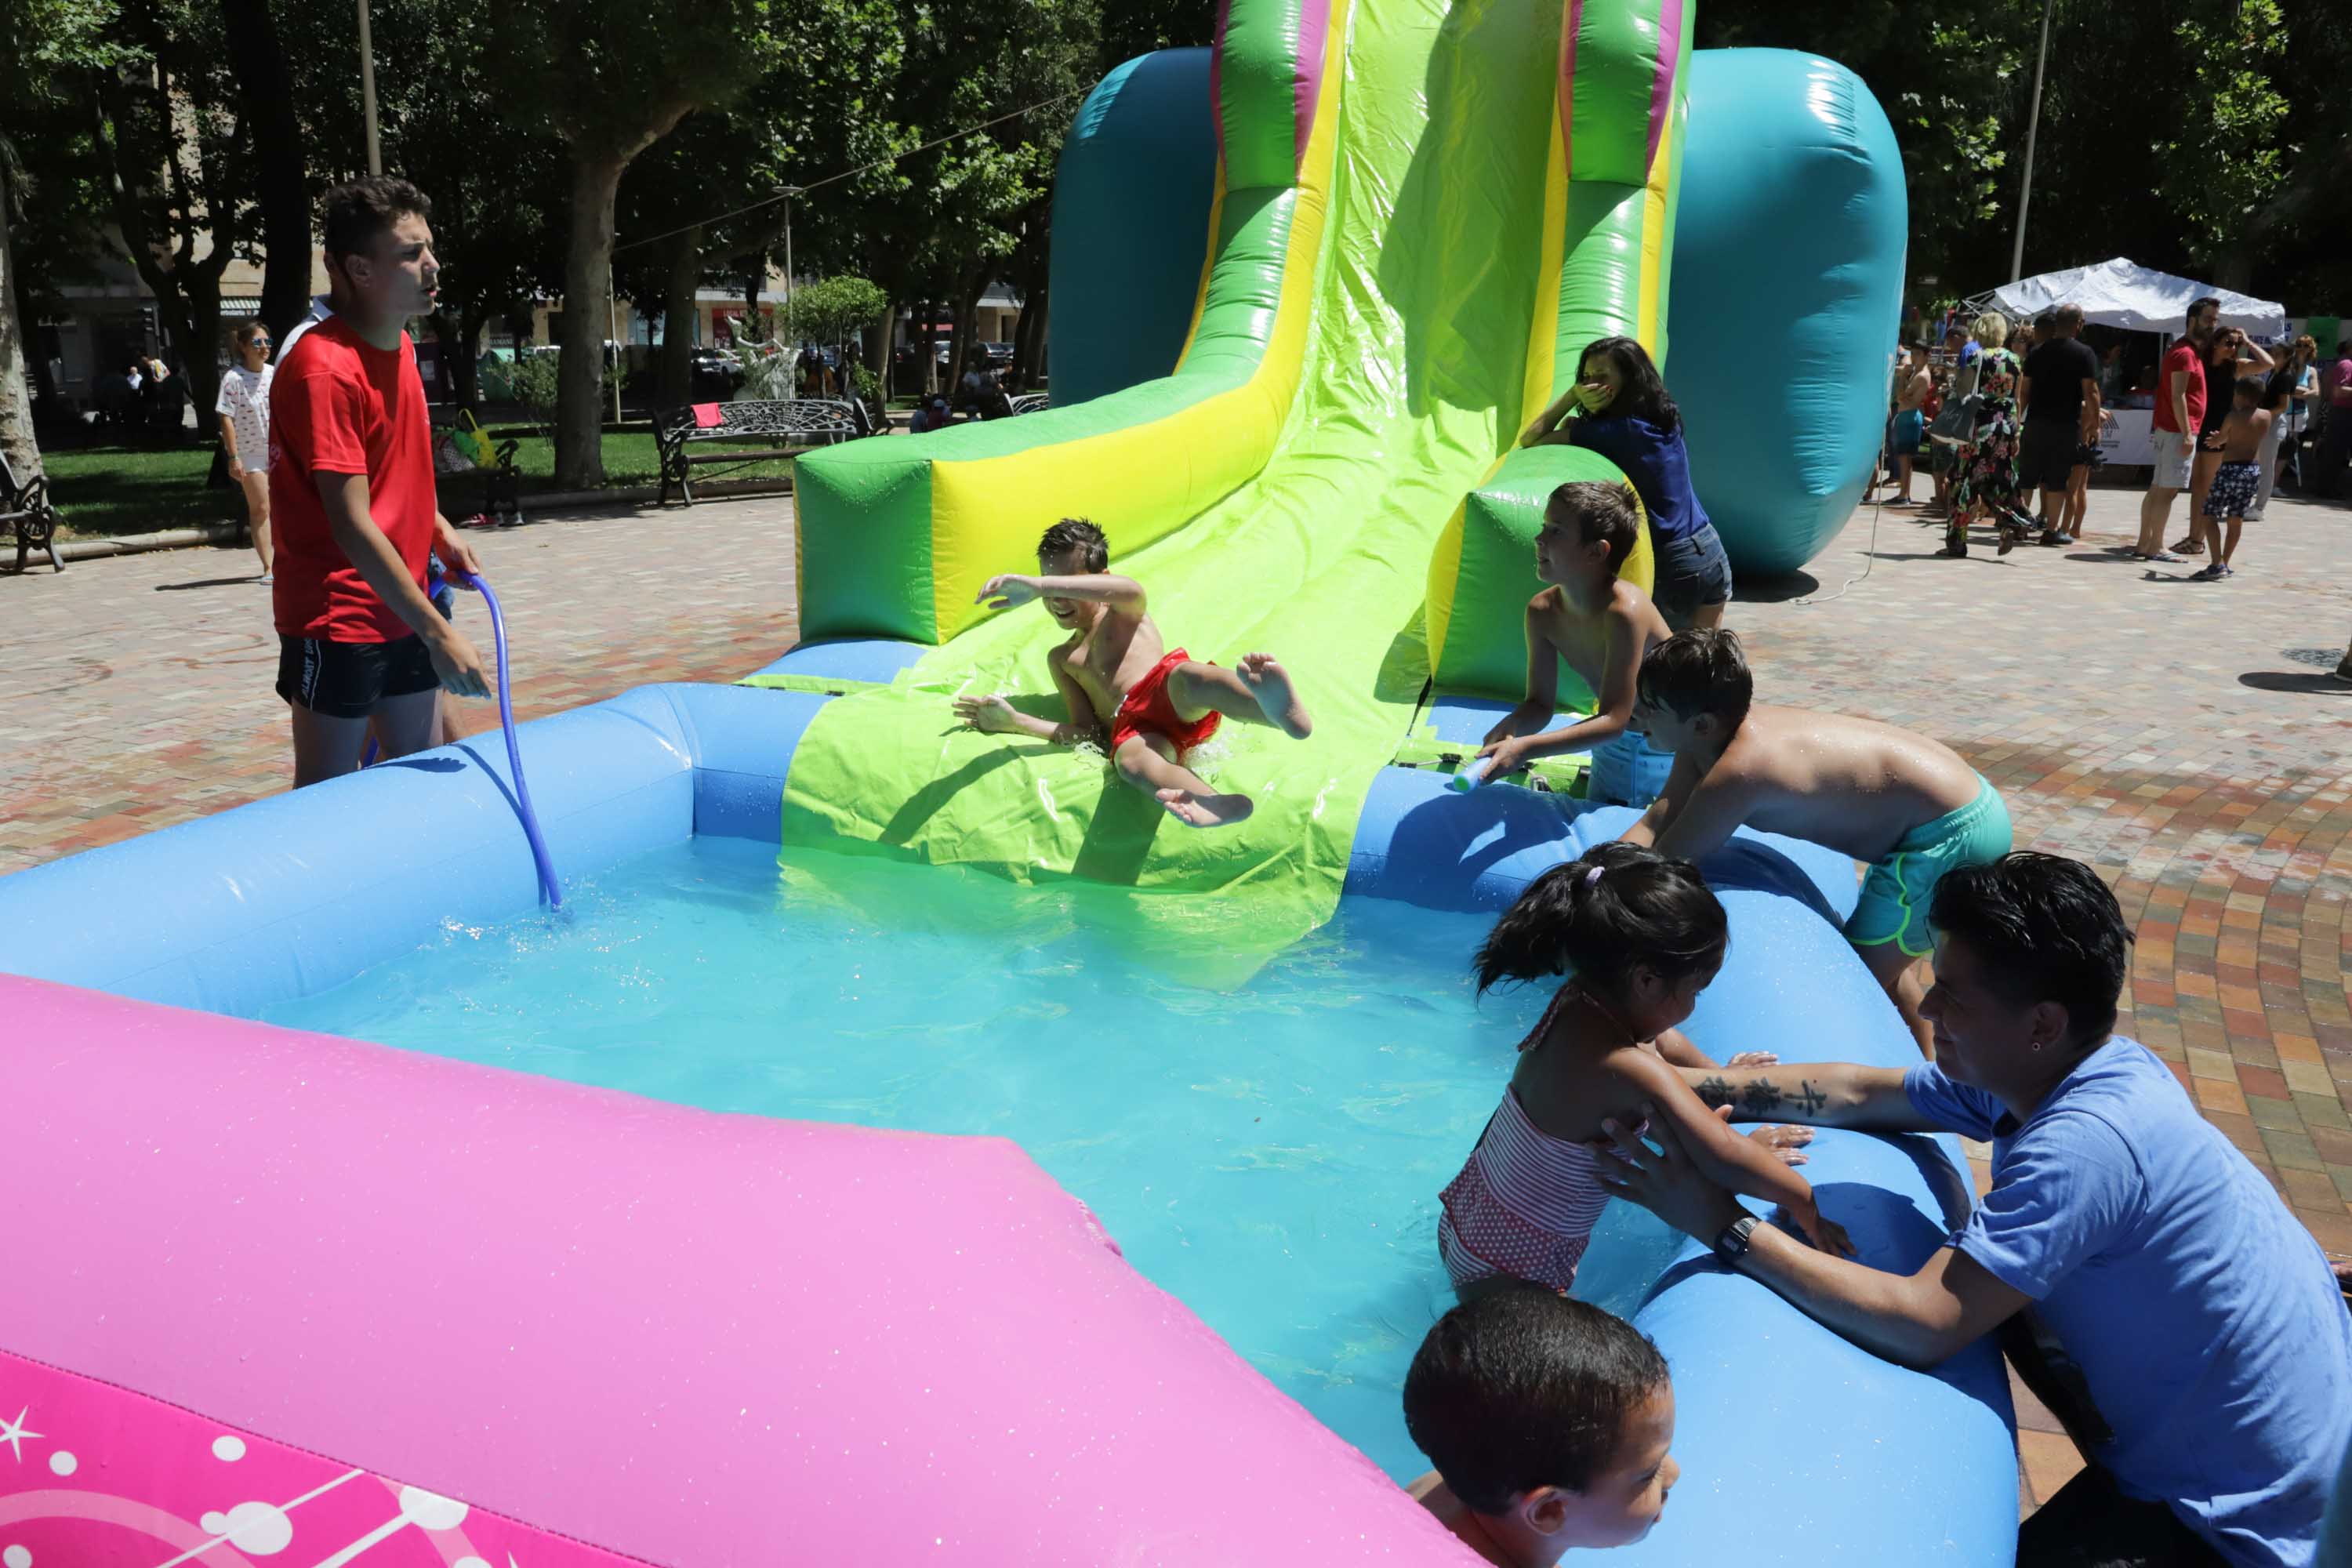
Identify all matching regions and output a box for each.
[1521,336,1733,630]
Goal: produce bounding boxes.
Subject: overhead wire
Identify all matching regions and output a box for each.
[612,88,1089,257]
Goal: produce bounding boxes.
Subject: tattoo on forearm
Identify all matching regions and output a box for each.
[1696,1077,1829,1116]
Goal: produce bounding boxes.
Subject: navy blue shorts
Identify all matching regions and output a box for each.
[1650,524,1733,620]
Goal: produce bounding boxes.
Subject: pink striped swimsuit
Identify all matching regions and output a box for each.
[1438,987,1655,1294]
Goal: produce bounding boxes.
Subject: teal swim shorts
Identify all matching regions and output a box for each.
[1846,775,2014,957]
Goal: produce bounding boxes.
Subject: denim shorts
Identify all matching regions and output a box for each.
[1650,523,1733,619]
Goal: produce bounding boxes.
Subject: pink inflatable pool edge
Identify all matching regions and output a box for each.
[0,975,1473,1566]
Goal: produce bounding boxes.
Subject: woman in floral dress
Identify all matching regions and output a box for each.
[1944,312,2035,557]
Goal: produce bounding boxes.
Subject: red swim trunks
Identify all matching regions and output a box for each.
[1111,649,1223,753]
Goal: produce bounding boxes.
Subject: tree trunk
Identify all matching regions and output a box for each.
[1015,287,1049,390]
[180,267,224,434]
[948,260,986,403]
[451,306,484,408]
[916,300,938,395]
[555,151,628,489]
[218,0,311,343]
[0,159,40,483]
[659,223,702,409]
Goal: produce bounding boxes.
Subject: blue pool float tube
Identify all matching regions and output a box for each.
[0,637,2016,1564]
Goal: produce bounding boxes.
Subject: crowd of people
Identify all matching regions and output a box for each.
[228,171,2352,1565]
[1871,298,2343,595]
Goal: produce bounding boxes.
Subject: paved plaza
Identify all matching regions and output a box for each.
[5,478,2350,1513]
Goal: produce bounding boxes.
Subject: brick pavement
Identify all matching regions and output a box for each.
[4,477,2350,1518]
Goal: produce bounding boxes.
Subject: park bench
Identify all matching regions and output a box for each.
[2,448,64,573]
[655,397,872,506]
[1010,394,1051,416]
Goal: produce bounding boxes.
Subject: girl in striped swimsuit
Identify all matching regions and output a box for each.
[1440,844,1853,1295]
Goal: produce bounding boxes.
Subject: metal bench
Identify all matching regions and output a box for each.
[655,398,869,506]
[2,448,64,574]
[1010,394,1051,416]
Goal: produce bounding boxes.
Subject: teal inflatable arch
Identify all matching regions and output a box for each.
[1049,45,1910,578]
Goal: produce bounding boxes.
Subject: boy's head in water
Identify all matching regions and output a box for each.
[1536,481,1640,588]
[1036,517,1109,629]
[1405,1283,1679,1562]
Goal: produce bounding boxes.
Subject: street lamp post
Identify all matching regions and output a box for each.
[2009,0,2056,283]
[358,0,382,177]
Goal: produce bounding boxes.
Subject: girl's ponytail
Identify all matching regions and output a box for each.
[1474,843,1726,997]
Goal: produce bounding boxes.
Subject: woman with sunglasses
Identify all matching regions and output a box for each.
[216,318,276,581]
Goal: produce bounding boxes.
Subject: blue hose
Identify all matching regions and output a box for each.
[360,568,563,907]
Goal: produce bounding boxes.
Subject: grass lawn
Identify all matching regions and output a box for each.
[41,430,766,539]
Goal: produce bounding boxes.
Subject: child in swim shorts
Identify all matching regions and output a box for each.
[1403,1284,1680,1562]
[2191,376,2271,583]
[1472,481,1675,807]
[1439,844,1846,1298]
[1620,629,2013,1057]
[951,518,1314,828]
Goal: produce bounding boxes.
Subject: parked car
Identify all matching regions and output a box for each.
[982,342,1014,368]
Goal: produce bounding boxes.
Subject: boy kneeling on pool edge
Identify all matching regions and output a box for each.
[952,518,1313,828]
[1403,1283,1679,1564]
[1617,628,2013,1057]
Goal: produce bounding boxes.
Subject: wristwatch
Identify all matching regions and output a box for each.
[1711,1214,1759,1266]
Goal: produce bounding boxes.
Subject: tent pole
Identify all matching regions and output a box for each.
[2009,0,2056,284]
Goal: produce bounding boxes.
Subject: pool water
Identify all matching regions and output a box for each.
[260,837,1685,1479]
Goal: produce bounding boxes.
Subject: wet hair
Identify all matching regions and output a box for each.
[2184,296,2220,331]
[1576,336,1679,434]
[1929,852,2130,1047]
[1473,842,1727,998]
[1036,517,1109,572]
[1972,313,2009,349]
[1635,626,1751,732]
[2234,375,2266,406]
[2051,303,2084,332]
[1403,1283,1670,1516]
[1544,481,1640,574]
[321,176,432,266]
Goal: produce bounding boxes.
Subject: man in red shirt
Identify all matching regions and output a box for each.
[2133,295,2218,561]
[270,178,489,786]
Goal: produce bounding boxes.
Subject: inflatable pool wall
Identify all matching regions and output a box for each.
[1049,45,1910,579]
[0,670,2019,1564]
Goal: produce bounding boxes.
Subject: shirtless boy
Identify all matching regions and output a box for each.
[951,518,1313,828]
[2189,376,2272,582]
[1618,629,2012,1056]
[1474,481,1671,787]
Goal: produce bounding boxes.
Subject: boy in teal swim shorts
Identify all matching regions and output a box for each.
[1617,630,2011,1057]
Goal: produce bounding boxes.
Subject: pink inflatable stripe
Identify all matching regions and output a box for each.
[1644,0,1682,172]
[0,1349,644,1568]
[1292,0,1333,171]
[1,975,1468,1565]
[1559,0,1582,169]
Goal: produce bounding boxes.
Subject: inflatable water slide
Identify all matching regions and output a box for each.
[0,0,2013,1562]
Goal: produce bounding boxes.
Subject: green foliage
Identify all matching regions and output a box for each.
[779,275,890,348]
[2154,0,2290,266]
[506,350,564,418]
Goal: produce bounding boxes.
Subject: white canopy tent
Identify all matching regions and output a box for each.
[1962,258,2285,339]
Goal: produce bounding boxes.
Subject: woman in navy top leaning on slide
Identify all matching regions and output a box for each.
[1522,336,1733,632]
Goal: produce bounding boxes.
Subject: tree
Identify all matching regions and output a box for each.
[85,0,257,428]
[216,0,310,343]
[0,0,116,478]
[493,2,783,488]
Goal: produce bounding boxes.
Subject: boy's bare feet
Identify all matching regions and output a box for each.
[1157,787,1255,828]
[1236,652,1312,739]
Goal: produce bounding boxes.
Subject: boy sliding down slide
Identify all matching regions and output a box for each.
[1619,630,2012,1058]
[952,519,1313,827]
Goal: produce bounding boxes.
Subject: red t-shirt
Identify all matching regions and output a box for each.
[2151,341,2206,434]
[268,316,434,642]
